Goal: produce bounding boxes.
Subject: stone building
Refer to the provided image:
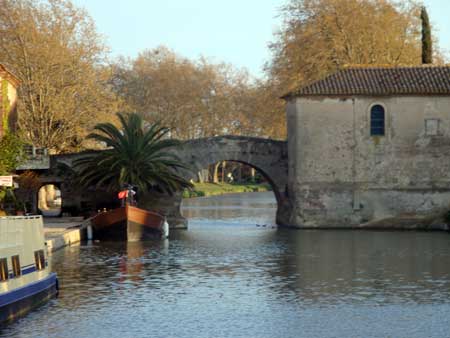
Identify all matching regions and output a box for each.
[285,66,450,227]
[0,64,19,138]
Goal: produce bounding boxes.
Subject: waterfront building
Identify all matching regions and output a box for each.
[0,63,50,215]
[0,64,20,139]
[285,65,450,227]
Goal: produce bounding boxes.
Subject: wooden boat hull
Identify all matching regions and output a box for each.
[92,206,165,241]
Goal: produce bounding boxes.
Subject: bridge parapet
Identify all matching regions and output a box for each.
[175,136,288,196]
[47,136,291,227]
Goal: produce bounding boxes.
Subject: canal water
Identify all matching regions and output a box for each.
[2,192,450,338]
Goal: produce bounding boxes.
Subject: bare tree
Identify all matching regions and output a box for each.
[421,6,433,64]
[266,0,431,94]
[113,47,267,140]
[0,0,119,153]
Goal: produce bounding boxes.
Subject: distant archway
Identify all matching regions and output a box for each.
[38,184,62,217]
[173,136,288,205]
[167,136,291,227]
[181,160,278,224]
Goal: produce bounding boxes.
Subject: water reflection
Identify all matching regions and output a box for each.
[181,192,277,225]
[2,192,450,338]
[273,229,450,305]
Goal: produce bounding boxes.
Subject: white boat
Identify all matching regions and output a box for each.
[0,215,58,324]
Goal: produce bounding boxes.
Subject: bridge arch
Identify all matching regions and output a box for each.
[168,136,290,227]
[48,135,291,228]
[174,136,287,205]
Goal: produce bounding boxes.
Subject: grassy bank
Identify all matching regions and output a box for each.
[182,182,272,198]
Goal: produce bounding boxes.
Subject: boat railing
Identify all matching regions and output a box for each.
[0,215,42,220]
[0,215,44,231]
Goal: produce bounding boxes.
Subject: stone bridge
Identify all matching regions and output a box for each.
[45,135,291,228]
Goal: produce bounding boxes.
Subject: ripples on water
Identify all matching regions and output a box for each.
[2,192,450,338]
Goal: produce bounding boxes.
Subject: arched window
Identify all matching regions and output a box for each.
[370,105,385,136]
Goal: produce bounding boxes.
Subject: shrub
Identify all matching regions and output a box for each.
[0,133,25,174]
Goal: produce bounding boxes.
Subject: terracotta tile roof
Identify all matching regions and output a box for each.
[287,66,450,98]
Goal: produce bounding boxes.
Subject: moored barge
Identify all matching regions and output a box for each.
[0,215,58,324]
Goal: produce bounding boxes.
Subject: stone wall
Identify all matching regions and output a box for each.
[48,136,290,228]
[172,136,290,227]
[287,95,450,227]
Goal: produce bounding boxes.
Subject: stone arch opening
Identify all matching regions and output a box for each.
[186,160,282,204]
[181,159,279,225]
[156,135,291,228]
[233,160,282,204]
[38,183,62,217]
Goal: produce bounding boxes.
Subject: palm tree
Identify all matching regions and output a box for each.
[74,113,193,198]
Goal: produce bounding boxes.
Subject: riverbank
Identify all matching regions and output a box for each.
[44,217,87,253]
[182,182,271,198]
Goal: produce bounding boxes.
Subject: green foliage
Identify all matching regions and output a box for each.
[2,79,9,133]
[14,199,25,211]
[0,187,16,213]
[0,132,24,212]
[421,6,432,64]
[0,187,27,214]
[182,182,272,198]
[74,112,194,195]
[0,132,25,175]
[182,190,206,198]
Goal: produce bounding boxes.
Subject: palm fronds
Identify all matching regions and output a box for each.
[74,113,193,195]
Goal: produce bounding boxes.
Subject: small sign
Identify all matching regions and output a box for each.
[0,176,13,187]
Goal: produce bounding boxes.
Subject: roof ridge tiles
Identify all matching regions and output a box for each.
[286,65,450,98]
[343,64,450,69]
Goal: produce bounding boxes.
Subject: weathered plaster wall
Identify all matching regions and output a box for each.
[7,81,18,132]
[0,76,18,137]
[288,95,450,227]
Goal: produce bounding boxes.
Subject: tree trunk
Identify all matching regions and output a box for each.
[197,168,209,183]
[197,170,204,183]
[213,162,220,183]
[221,161,226,183]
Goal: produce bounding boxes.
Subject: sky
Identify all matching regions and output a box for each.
[72,0,450,78]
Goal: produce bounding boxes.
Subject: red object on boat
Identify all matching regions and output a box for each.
[118,190,128,199]
[91,205,165,241]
